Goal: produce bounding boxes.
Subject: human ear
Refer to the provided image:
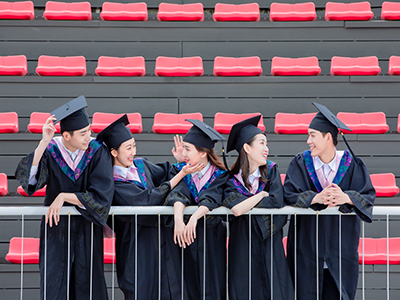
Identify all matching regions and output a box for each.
[110,149,118,158]
[243,143,251,155]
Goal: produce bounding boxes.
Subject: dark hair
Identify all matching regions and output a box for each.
[230,134,269,191]
[194,145,226,170]
[61,130,74,137]
[321,131,338,146]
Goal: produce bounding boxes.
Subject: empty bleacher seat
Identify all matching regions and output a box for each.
[100,2,148,21]
[157,3,204,21]
[152,112,203,134]
[271,56,321,76]
[269,2,317,22]
[91,112,143,133]
[213,112,265,133]
[336,112,389,134]
[0,112,19,133]
[325,1,374,21]
[213,3,260,22]
[388,55,400,75]
[213,56,262,76]
[0,0,34,20]
[104,237,116,264]
[17,185,46,196]
[43,1,92,20]
[95,56,146,76]
[5,237,40,264]
[280,173,286,185]
[27,112,61,133]
[36,55,87,76]
[359,238,400,265]
[381,1,400,20]
[370,173,399,197]
[274,112,316,134]
[0,173,8,196]
[155,56,203,77]
[0,55,27,76]
[330,56,381,76]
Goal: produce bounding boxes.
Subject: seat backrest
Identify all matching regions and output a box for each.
[370,173,397,186]
[1,55,27,66]
[355,56,378,66]
[382,1,400,11]
[159,2,203,12]
[215,3,259,13]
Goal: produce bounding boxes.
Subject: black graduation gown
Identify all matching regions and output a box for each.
[15,139,114,300]
[164,163,229,300]
[222,161,294,300]
[111,157,182,300]
[283,150,375,300]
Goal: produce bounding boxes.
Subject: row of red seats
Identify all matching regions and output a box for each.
[282,237,400,264]
[2,55,400,77]
[7,236,400,265]
[1,111,399,135]
[2,1,400,22]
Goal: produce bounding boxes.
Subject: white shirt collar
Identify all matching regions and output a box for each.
[193,162,211,180]
[239,168,261,185]
[61,140,80,161]
[113,163,136,179]
[314,149,337,171]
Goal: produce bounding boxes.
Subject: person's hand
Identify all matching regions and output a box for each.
[171,135,184,163]
[311,186,330,205]
[323,183,353,206]
[174,218,187,248]
[261,191,269,198]
[46,193,66,227]
[42,115,57,144]
[184,216,198,245]
[181,162,205,175]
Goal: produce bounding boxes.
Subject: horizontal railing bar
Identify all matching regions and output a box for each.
[0,206,398,216]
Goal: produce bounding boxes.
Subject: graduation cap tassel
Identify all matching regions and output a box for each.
[221,145,231,174]
[340,132,357,160]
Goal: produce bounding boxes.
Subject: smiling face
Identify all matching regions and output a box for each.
[111,137,136,168]
[307,128,332,157]
[182,141,207,166]
[62,125,91,152]
[244,133,269,168]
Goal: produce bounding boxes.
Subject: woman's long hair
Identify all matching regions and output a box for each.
[230,134,269,191]
[194,145,226,170]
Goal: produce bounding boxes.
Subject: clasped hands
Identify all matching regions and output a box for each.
[312,183,353,207]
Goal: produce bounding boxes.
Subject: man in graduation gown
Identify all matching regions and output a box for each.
[284,102,375,300]
[15,96,114,300]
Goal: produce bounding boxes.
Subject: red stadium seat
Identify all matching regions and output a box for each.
[336,112,389,134]
[0,173,8,196]
[376,238,400,264]
[358,238,378,264]
[381,1,400,20]
[280,174,286,185]
[152,112,203,134]
[330,56,381,76]
[274,112,316,134]
[17,185,47,196]
[100,2,148,21]
[0,55,27,76]
[213,112,265,134]
[0,112,19,133]
[95,56,146,77]
[104,237,116,264]
[370,173,399,197]
[5,237,40,264]
[91,112,143,133]
[213,3,260,22]
[282,236,287,256]
[271,56,321,76]
[36,55,87,76]
[27,112,61,133]
[213,56,262,76]
[269,2,317,22]
[155,56,203,77]
[388,55,400,75]
[157,3,204,21]
[325,1,374,21]
[43,1,92,20]
[0,0,34,20]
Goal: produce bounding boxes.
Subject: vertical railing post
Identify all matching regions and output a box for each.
[203,216,206,300]
[67,214,71,300]
[135,214,138,300]
[158,213,161,300]
[316,213,319,300]
[362,221,365,300]
[20,214,24,300]
[112,213,115,300]
[249,213,252,300]
[386,214,389,300]
[90,222,94,300]
[271,213,274,300]
[294,213,297,300]
[339,213,342,300]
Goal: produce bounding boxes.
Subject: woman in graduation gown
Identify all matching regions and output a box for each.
[222,115,294,300]
[283,102,375,300]
[97,115,203,300]
[165,119,229,300]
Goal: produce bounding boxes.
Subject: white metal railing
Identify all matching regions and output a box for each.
[1,205,399,300]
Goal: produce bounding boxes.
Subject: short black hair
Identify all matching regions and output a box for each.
[61,129,74,137]
[321,131,338,146]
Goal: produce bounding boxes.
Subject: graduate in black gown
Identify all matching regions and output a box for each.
[221,115,294,300]
[97,115,203,300]
[165,120,229,300]
[15,96,114,300]
[284,102,375,300]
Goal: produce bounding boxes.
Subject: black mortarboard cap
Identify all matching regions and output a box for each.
[226,115,264,153]
[51,95,90,132]
[183,119,225,149]
[96,114,133,150]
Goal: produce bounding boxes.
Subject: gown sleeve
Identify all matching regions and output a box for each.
[255,165,285,209]
[164,165,191,207]
[75,145,114,227]
[197,171,229,211]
